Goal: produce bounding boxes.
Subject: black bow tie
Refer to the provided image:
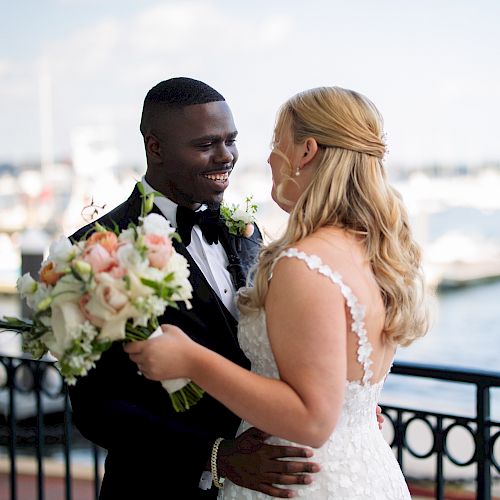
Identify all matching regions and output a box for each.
[176,206,223,246]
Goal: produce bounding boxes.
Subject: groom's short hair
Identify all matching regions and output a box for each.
[140,77,225,135]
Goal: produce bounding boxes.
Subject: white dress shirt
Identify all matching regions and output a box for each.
[141,178,238,319]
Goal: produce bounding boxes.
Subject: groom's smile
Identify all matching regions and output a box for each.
[202,168,232,189]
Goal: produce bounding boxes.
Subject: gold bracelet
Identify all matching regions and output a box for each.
[210,437,225,488]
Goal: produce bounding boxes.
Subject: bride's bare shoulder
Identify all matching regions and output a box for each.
[294,226,361,257]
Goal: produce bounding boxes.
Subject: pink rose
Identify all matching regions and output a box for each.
[82,244,116,273]
[144,233,173,269]
[108,264,127,279]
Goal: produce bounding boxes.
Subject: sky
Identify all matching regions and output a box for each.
[1,0,500,170]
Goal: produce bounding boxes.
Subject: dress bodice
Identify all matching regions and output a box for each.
[219,249,411,499]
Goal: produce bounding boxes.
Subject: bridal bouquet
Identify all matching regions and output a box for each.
[0,182,202,412]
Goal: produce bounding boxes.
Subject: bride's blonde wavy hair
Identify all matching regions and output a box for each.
[239,86,428,347]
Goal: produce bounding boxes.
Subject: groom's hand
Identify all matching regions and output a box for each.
[376,405,384,430]
[217,427,320,498]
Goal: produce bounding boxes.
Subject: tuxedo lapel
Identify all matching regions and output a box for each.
[218,230,247,290]
[222,225,262,288]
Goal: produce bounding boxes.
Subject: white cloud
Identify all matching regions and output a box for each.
[128,1,293,53]
[45,18,122,77]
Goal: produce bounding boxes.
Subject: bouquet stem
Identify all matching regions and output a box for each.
[168,382,205,412]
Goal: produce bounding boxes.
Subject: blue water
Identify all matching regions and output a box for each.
[428,207,500,242]
[382,279,500,420]
[381,207,500,420]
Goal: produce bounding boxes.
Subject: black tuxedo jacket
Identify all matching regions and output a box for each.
[68,186,261,499]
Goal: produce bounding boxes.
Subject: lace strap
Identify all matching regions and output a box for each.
[274,248,374,384]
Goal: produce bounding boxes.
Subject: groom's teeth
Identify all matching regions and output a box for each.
[204,172,229,181]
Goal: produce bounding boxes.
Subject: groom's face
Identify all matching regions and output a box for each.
[151,101,238,209]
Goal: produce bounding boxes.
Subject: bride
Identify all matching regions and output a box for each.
[125,86,429,498]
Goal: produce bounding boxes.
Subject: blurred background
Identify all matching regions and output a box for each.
[0,0,499,489]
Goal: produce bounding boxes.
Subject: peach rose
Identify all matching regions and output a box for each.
[82,244,116,273]
[80,282,133,341]
[85,231,119,254]
[39,261,64,286]
[144,233,173,269]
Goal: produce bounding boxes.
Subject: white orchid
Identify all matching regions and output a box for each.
[46,236,77,272]
[17,273,38,296]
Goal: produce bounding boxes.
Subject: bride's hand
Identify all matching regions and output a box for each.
[124,324,194,381]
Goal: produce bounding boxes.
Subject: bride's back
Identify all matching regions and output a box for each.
[296,226,395,385]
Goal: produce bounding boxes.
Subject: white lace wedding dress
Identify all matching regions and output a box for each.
[219,249,411,500]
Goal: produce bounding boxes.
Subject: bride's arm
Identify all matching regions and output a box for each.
[125,256,347,448]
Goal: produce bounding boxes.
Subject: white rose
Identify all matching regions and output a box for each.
[17,273,38,296]
[48,301,87,358]
[232,208,254,224]
[46,236,77,272]
[83,280,136,342]
[118,228,136,244]
[116,242,147,272]
[141,213,175,237]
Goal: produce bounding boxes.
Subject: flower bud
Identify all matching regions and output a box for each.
[37,296,53,311]
[144,194,155,215]
[73,260,92,278]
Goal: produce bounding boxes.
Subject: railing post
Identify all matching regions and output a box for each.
[435,417,444,500]
[7,358,17,500]
[35,362,45,500]
[63,388,73,500]
[396,410,404,469]
[476,383,491,500]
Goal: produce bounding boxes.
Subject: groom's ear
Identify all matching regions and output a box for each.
[145,134,162,162]
[299,137,319,168]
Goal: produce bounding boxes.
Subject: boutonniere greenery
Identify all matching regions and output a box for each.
[221,196,257,238]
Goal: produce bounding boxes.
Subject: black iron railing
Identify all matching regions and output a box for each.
[381,361,500,500]
[1,355,499,500]
[0,355,103,500]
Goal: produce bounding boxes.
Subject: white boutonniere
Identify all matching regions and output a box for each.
[221,196,257,238]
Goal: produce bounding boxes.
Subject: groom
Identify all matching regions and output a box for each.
[69,77,319,499]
